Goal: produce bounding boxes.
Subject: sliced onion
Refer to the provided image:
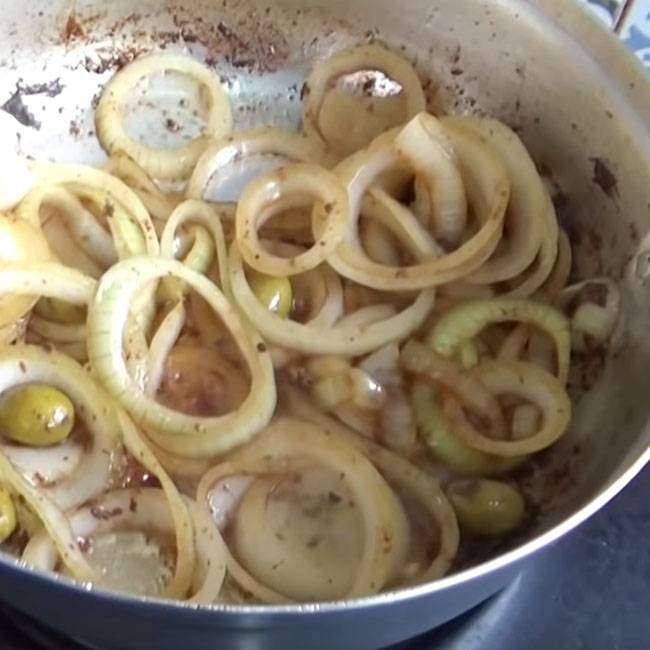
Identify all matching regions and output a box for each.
[394,112,467,244]
[400,339,506,437]
[539,228,572,299]
[500,191,559,298]
[428,298,571,384]
[229,240,433,355]
[96,54,232,180]
[87,256,276,458]
[301,43,425,155]
[236,163,348,277]
[197,417,409,601]
[187,126,329,201]
[557,277,620,351]
[284,389,459,583]
[16,184,117,268]
[0,345,121,510]
[0,214,53,329]
[445,117,547,284]
[23,487,226,603]
[0,451,95,581]
[160,199,229,300]
[444,359,571,457]
[327,117,510,291]
[105,153,178,222]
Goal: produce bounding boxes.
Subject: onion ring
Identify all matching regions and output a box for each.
[96,54,232,180]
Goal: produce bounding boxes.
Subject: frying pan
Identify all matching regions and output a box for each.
[0,1,649,648]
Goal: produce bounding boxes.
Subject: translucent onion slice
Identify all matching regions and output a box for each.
[0,261,96,313]
[445,117,547,284]
[327,118,510,291]
[0,451,95,581]
[558,278,620,351]
[231,469,366,601]
[394,112,467,244]
[96,54,233,180]
[24,163,160,257]
[539,228,572,299]
[22,488,226,603]
[411,383,523,476]
[500,192,559,298]
[400,340,506,437]
[116,409,195,599]
[235,163,348,277]
[160,199,229,295]
[105,153,178,222]
[444,360,571,457]
[428,298,571,385]
[187,126,330,201]
[317,88,407,159]
[284,388,459,582]
[229,241,434,355]
[0,214,53,329]
[197,418,409,601]
[16,185,117,269]
[87,256,276,458]
[28,316,86,344]
[0,346,120,510]
[301,44,425,155]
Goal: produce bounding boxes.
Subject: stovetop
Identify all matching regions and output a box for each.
[1,466,647,650]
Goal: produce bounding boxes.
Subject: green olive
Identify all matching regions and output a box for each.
[0,487,16,543]
[447,478,525,537]
[0,384,75,447]
[249,271,293,318]
[34,298,86,324]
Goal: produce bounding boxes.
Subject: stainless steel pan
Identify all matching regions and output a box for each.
[0,1,649,648]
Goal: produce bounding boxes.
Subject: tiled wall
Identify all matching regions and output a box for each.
[580,0,650,66]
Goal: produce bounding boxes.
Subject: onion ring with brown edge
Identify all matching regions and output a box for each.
[88,256,276,459]
[197,417,409,601]
[187,126,331,201]
[326,119,510,291]
[301,43,425,155]
[96,54,232,181]
[235,163,348,277]
[443,359,571,457]
[427,298,571,385]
